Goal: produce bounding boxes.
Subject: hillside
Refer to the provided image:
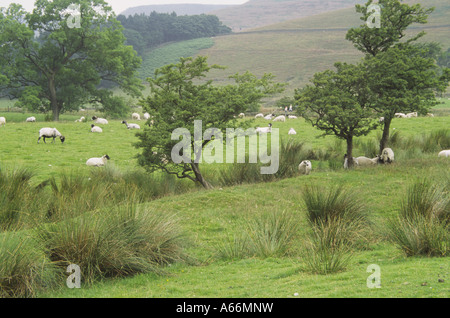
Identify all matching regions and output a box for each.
[198,0,450,102]
[212,0,365,31]
[120,4,234,17]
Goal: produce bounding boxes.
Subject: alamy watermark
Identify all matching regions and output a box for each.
[66,264,81,289]
[366,3,381,29]
[366,264,381,288]
[171,120,280,174]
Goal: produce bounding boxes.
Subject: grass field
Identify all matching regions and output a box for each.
[1,103,449,298]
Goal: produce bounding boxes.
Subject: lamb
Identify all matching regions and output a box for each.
[122,120,140,129]
[298,160,312,175]
[92,116,108,124]
[438,150,450,157]
[255,123,272,134]
[355,156,379,166]
[273,115,286,122]
[380,148,395,164]
[143,112,150,120]
[343,154,359,169]
[255,113,264,118]
[86,155,110,167]
[132,113,141,120]
[37,127,65,144]
[288,128,297,135]
[26,116,36,122]
[0,117,5,126]
[90,124,102,133]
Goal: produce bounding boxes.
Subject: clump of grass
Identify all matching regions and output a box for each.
[388,179,449,257]
[301,185,370,274]
[0,231,58,298]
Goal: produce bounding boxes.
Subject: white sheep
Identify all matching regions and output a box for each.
[288,128,297,135]
[132,113,141,120]
[144,112,150,120]
[255,123,272,134]
[298,160,312,175]
[255,113,264,118]
[26,116,36,122]
[395,113,407,118]
[355,156,379,166]
[288,115,297,119]
[122,120,140,129]
[90,124,103,133]
[86,155,110,167]
[438,150,450,157]
[0,117,5,126]
[273,115,286,122]
[238,113,245,118]
[406,112,418,118]
[343,154,359,169]
[92,116,108,124]
[37,127,65,144]
[264,114,273,120]
[380,148,395,164]
[75,116,85,122]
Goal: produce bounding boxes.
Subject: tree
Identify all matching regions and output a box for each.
[295,62,378,168]
[0,0,143,120]
[135,56,285,189]
[345,0,449,154]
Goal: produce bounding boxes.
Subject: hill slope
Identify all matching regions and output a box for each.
[120,4,234,17]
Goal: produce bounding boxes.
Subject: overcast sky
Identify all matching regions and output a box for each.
[1,0,249,15]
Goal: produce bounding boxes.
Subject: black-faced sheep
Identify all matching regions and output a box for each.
[86,155,110,167]
[37,128,65,144]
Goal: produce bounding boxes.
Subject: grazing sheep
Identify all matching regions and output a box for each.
[273,115,286,122]
[395,113,407,118]
[438,150,450,157]
[288,128,297,135]
[37,127,65,144]
[75,116,85,122]
[380,148,395,164]
[132,113,141,120]
[26,116,36,122]
[298,160,312,175]
[355,156,379,166]
[122,120,140,129]
[92,116,108,124]
[343,154,359,169]
[143,112,150,120]
[90,124,102,133]
[264,114,274,120]
[255,113,264,118]
[255,123,272,134]
[0,117,5,126]
[86,155,110,167]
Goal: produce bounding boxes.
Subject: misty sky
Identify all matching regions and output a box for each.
[1,0,249,15]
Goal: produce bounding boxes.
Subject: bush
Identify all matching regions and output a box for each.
[388,179,450,257]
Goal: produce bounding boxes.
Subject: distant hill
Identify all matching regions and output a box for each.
[120,4,235,17]
[211,0,365,31]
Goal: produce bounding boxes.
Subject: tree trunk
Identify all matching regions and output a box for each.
[191,162,214,189]
[48,75,59,121]
[346,136,355,169]
[379,118,391,155]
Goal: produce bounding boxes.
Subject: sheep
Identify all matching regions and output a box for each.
[92,116,108,124]
[343,154,359,169]
[380,148,395,164]
[355,156,379,166]
[426,113,434,117]
[86,155,110,167]
[438,150,450,157]
[37,127,65,144]
[90,124,102,133]
[255,123,272,134]
[122,120,140,129]
[0,117,5,126]
[255,113,264,118]
[288,115,297,119]
[406,112,418,118]
[288,128,297,135]
[298,160,312,175]
[264,114,274,120]
[273,115,286,122]
[75,116,85,122]
[132,113,141,120]
[238,113,245,118]
[143,112,150,120]
[26,116,36,122]
[379,117,384,123]
[395,113,407,118]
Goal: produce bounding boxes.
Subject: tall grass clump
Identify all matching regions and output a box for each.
[0,232,57,298]
[301,186,370,274]
[388,179,450,257]
[36,203,186,285]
